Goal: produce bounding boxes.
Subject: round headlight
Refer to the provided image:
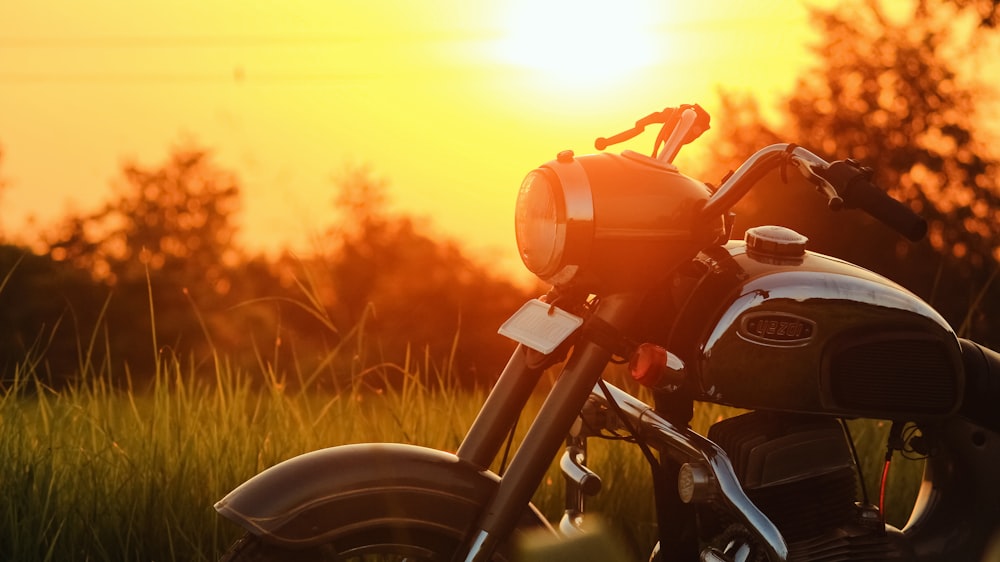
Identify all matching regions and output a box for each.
[514,150,722,292]
[514,169,565,276]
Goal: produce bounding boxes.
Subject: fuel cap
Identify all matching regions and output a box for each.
[745,225,809,259]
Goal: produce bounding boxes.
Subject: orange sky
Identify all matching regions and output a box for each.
[0,0,824,280]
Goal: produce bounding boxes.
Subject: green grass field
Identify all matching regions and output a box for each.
[0,351,925,562]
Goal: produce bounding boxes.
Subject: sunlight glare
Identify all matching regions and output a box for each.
[494,0,664,87]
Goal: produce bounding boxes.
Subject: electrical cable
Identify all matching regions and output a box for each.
[839,418,870,505]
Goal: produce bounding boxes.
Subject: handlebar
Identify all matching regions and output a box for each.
[700,144,927,241]
[817,160,928,241]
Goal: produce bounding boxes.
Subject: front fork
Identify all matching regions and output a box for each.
[559,418,603,536]
[455,293,643,562]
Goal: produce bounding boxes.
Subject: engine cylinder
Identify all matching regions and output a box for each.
[706,412,915,560]
[708,412,857,538]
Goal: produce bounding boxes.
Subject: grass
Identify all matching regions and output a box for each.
[0,352,926,562]
[0,352,480,561]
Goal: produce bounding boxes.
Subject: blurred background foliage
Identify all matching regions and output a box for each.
[695,0,1000,347]
[0,149,532,390]
[1,0,999,389]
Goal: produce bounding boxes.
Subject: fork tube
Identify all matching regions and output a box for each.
[461,294,642,562]
[457,345,545,470]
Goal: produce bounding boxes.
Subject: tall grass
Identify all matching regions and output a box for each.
[0,344,495,561]
[0,356,926,561]
[0,279,925,562]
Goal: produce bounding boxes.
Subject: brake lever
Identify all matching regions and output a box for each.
[594,104,710,158]
[787,154,844,211]
[594,111,668,151]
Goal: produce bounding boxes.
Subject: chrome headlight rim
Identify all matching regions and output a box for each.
[515,154,595,283]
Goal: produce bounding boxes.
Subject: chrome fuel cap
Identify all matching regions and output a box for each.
[745,225,809,260]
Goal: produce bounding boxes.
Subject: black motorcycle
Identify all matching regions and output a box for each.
[215,105,1000,561]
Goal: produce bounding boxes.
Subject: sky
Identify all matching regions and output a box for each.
[0,0,825,281]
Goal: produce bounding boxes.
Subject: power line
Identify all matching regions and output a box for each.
[0,17,802,49]
[0,31,492,49]
[0,72,376,84]
[0,65,513,85]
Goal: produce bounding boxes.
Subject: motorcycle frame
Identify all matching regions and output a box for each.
[216,138,1000,561]
[453,294,1000,561]
[453,292,788,561]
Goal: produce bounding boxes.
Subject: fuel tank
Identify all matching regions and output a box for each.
[668,227,964,419]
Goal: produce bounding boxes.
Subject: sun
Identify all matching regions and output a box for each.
[493,0,664,87]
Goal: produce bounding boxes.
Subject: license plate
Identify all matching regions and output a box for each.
[498,299,584,354]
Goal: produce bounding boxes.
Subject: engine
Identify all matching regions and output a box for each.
[704,411,915,561]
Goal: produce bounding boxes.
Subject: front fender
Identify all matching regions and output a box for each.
[215,442,549,548]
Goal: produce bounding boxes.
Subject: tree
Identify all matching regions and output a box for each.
[701,0,1000,346]
[952,0,999,27]
[0,245,108,387]
[28,148,527,388]
[42,146,250,378]
[307,167,531,387]
[48,146,242,291]
[0,146,7,239]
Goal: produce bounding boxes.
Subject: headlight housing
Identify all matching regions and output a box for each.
[514,149,724,292]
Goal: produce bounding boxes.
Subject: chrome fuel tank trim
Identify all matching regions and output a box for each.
[674,242,963,417]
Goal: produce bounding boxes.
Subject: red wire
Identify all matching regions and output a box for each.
[879,458,892,522]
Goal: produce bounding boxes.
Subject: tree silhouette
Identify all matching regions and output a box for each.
[0,245,108,386]
[0,146,7,240]
[307,167,531,387]
[701,0,1000,346]
[952,0,999,27]
[39,146,248,378]
[20,153,528,388]
[48,147,242,292]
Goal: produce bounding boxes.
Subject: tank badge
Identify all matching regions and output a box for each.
[738,313,815,346]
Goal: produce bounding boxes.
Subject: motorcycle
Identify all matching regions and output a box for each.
[214,104,1000,561]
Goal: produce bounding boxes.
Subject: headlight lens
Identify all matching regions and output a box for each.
[515,169,565,276]
[514,150,721,292]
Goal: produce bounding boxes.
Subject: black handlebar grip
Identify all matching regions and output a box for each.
[820,161,928,242]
